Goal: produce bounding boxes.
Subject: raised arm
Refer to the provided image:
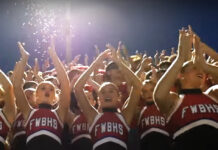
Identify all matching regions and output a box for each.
[13,42,31,120]
[33,58,44,83]
[135,56,152,80]
[193,34,218,84]
[0,69,16,124]
[110,49,142,126]
[74,50,110,124]
[153,28,191,115]
[48,41,71,122]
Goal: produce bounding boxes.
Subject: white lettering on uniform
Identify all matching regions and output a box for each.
[118,124,123,135]
[213,104,218,113]
[198,104,206,113]
[76,124,81,131]
[94,122,124,137]
[0,121,2,130]
[95,124,100,137]
[41,117,46,126]
[190,105,197,114]
[150,116,154,125]
[47,117,53,127]
[205,104,215,113]
[107,122,112,132]
[161,117,165,126]
[182,106,188,119]
[29,118,58,130]
[112,122,118,133]
[181,104,218,118]
[35,118,41,127]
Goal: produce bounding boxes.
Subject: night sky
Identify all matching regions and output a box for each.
[0,0,218,72]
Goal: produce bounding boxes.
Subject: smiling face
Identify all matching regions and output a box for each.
[35,81,56,105]
[98,82,120,109]
[180,61,206,89]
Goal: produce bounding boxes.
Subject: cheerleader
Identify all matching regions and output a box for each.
[153,28,218,149]
[74,49,142,150]
[13,42,70,150]
[0,69,16,150]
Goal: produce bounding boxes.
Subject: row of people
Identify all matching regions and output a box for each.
[0,26,217,150]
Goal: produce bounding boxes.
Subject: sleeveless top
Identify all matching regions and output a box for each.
[89,112,130,150]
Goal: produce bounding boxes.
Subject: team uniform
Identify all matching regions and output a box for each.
[138,103,171,150]
[70,113,92,150]
[167,89,218,150]
[0,109,10,150]
[11,112,26,150]
[25,104,63,150]
[89,111,130,150]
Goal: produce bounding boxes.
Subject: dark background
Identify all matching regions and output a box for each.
[0,0,218,72]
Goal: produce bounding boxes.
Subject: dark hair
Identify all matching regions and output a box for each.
[158,61,171,70]
[23,81,38,90]
[181,61,193,74]
[105,61,119,72]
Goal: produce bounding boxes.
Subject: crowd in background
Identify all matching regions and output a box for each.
[0,26,218,150]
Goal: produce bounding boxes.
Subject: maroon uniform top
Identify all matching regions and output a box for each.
[12,112,25,140]
[25,108,63,144]
[167,89,218,139]
[138,104,169,140]
[0,109,10,145]
[71,113,90,144]
[89,112,130,150]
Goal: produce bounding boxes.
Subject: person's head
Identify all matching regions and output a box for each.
[158,61,171,71]
[24,88,36,108]
[97,82,120,109]
[141,80,155,103]
[25,70,34,81]
[44,76,59,88]
[23,81,38,90]
[179,61,206,89]
[105,62,122,82]
[35,81,57,106]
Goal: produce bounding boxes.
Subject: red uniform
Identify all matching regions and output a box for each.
[0,109,10,149]
[70,113,92,150]
[11,112,26,150]
[167,89,218,149]
[89,112,130,150]
[25,106,63,150]
[138,104,170,150]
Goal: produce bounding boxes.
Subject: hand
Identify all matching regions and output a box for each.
[84,54,89,66]
[159,50,166,61]
[17,42,29,61]
[177,28,192,62]
[150,66,158,83]
[96,49,111,62]
[48,37,57,58]
[72,55,81,64]
[171,47,175,55]
[105,43,117,61]
[141,56,152,71]
[94,45,100,56]
[154,50,159,65]
[193,34,207,70]
[33,58,39,75]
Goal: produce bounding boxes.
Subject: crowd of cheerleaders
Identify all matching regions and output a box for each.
[0,27,218,150]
